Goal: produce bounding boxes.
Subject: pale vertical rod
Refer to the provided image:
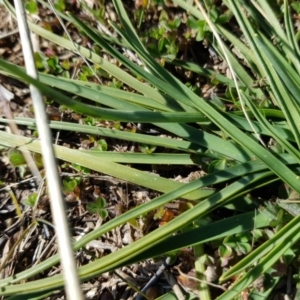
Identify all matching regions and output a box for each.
[13,1,83,299]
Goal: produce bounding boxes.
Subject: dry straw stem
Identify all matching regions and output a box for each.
[0,84,42,185]
[13,0,83,299]
[47,0,103,83]
[195,0,266,148]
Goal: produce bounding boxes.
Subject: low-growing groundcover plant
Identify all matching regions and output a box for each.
[0,0,300,299]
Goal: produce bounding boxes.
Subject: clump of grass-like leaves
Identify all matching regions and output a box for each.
[0,0,300,299]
